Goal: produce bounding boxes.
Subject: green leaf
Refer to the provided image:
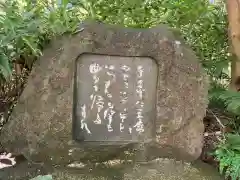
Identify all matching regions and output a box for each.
[219,161,226,175]
[21,36,41,56]
[0,54,12,79]
[227,134,240,145]
[61,0,70,8]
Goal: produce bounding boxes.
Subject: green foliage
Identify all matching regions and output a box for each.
[209,80,240,117]
[211,84,240,179]
[0,0,47,75]
[0,0,80,81]
[75,0,228,80]
[0,0,229,82]
[209,84,240,114]
[214,133,240,180]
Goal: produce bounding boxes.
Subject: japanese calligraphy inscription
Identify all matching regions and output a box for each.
[73,53,158,144]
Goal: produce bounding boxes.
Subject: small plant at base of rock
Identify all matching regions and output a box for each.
[214,133,240,180]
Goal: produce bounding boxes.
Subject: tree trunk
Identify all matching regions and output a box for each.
[226,0,240,91]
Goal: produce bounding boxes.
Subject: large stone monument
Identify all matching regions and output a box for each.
[0,21,208,166]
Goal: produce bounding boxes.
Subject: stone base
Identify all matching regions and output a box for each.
[0,158,223,180]
[52,159,223,180]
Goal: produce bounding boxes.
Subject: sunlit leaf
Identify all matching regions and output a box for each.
[0,54,11,80]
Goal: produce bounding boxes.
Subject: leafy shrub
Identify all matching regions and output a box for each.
[0,0,80,81]
[214,133,240,180]
[0,0,229,82]
[78,0,228,80]
[0,1,41,79]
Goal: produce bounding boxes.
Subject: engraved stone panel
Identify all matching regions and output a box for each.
[73,54,158,143]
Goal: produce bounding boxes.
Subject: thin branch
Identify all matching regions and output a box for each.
[207,109,225,128]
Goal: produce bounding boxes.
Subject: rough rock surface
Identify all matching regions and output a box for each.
[0,159,223,180]
[0,21,208,165]
[53,159,223,180]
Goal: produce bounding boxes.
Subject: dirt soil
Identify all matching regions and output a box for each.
[0,67,228,179]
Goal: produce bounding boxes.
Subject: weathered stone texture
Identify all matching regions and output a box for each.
[53,159,222,180]
[0,159,223,180]
[0,21,208,164]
